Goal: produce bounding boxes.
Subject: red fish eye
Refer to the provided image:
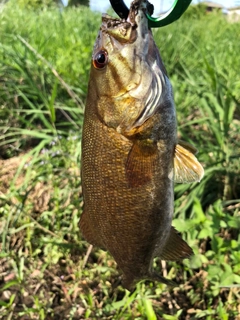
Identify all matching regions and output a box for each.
[93,50,108,69]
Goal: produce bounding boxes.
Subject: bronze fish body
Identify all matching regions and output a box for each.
[80,0,204,290]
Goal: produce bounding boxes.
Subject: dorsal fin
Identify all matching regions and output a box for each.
[169,141,204,183]
[160,226,193,261]
[125,140,158,188]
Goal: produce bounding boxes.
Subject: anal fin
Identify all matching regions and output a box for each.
[160,226,193,261]
[79,210,105,250]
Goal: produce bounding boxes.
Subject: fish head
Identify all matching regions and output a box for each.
[89,0,170,133]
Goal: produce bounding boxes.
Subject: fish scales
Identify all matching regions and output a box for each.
[82,113,173,285]
[80,0,204,290]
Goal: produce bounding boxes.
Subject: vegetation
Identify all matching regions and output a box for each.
[0,3,239,319]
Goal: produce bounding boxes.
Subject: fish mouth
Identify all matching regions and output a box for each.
[101,0,153,44]
[101,14,135,43]
[109,0,154,20]
[126,0,154,25]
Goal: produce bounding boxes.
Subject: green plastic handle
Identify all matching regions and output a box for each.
[147,0,192,28]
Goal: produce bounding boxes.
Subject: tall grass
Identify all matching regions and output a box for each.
[0,3,239,319]
[0,3,99,158]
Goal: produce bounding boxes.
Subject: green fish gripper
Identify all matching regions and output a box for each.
[109,0,192,28]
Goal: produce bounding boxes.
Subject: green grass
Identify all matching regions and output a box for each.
[0,3,240,320]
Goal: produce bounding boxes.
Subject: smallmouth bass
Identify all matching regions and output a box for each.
[80,0,204,290]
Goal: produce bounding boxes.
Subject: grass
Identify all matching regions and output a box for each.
[0,3,240,319]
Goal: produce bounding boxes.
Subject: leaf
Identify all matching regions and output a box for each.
[142,298,157,320]
[48,79,57,123]
[0,280,19,291]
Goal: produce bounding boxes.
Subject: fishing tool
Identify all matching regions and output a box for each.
[109,0,192,27]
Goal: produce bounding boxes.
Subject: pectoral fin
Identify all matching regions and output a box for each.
[169,141,204,183]
[160,227,193,261]
[125,140,158,188]
[178,140,198,154]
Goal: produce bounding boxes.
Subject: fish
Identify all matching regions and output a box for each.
[79,0,204,290]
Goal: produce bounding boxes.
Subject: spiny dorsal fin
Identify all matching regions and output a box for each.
[169,141,204,183]
[160,227,193,261]
[125,140,158,188]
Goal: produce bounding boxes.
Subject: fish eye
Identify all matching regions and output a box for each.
[93,50,108,69]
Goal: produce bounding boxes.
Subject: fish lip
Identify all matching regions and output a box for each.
[101,0,151,34]
[101,14,136,44]
[126,0,153,26]
[99,0,152,47]
[101,13,133,34]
